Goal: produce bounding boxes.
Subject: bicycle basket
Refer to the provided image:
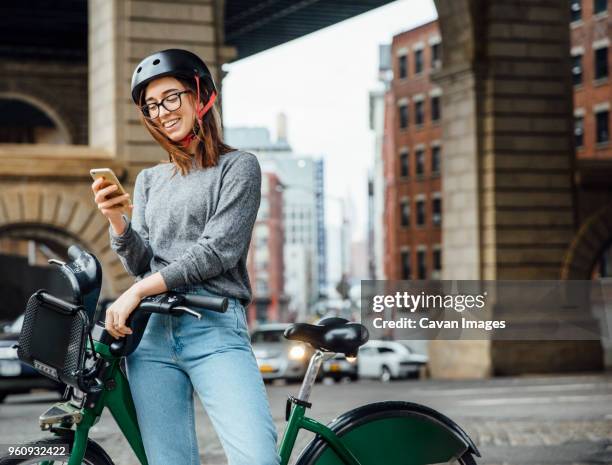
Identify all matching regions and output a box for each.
[17,290,89,388]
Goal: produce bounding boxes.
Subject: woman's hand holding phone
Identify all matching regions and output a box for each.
[91,177,133,233]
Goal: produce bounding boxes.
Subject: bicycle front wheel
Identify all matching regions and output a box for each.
[0,437,115,465]
[295,401,478,465]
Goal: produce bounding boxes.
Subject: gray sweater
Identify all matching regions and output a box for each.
[109,150,261,305]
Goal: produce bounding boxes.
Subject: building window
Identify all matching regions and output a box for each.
[415,148,425,176]
[415,100,424,126]
[416,199,425,226]
[571,0,582,22]
[400,199,411,227]
[433,248,442,272]
[398,54,407,79]
[415,49,423,74]
[575,115,584,148]
[432,146,441,174]
[256,279,268,294]
[431,43,441,68]
[594,0,608,14]
[400,150,409,177]
[596,110,610,144]
[431,96,441,122]
[399,103,409,129]
[572,55,583,86]
[595,47,609,80]
[401,250,411,279]
[432,197,442,226]
[256,260,269,272]
[417,249,427,279]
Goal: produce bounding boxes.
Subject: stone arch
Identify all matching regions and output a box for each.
[562,203,612,280]
[0,91,74,144]
[0,186,132,298]
[433,0,483,70]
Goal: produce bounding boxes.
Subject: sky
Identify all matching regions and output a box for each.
[222,0,437,241]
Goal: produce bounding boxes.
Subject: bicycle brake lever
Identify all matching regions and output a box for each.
[173,306,202,319]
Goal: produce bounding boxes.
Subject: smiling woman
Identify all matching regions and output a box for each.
[88,48,281,465]
[132,49,234,176]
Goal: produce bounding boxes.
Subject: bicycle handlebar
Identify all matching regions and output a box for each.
[182,294,229,313]
[107,292,229,356]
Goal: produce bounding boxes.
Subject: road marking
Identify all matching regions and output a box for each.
[414,382,611,396]
[457,394,612,406]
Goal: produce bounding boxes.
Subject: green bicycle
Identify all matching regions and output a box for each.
[1,246,480,465]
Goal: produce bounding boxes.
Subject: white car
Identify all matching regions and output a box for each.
[358,341,428,381]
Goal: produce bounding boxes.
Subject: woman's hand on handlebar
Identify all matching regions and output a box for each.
[91,177,133,222]
[104,287,141,339]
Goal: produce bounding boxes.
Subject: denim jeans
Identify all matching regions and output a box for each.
[125,285,280,465]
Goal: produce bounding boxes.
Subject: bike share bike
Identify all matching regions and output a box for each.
[0,246,480,465]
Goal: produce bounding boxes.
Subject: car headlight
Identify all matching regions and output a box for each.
[288,345,306,360]
[0,346,18,359]
[346,355,357,364]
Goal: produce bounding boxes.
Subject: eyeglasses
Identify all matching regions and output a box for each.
[141,90,191,119]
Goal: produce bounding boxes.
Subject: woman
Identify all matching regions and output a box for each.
[91,49,280,465]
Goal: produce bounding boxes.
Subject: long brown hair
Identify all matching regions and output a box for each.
[138,77,235,176]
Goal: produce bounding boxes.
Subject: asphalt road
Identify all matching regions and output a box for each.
[0,373,610,464]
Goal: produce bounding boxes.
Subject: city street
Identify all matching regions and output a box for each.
[0,373,610,464]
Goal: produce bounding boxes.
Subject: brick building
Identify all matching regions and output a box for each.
[383,21,443,281]
[572,0,611,277]
[571,0,611,159]
[247,171,288,324]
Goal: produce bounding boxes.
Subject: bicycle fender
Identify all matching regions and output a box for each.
[50,429,115,465]
[295,401,480,465]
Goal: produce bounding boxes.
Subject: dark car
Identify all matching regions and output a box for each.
[0,315,65,403]
[322,353,358,382]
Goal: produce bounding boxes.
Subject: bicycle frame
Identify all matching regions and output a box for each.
[42,340,148,465]
[279,402,360,465]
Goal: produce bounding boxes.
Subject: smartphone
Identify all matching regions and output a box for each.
[90,168,128,206]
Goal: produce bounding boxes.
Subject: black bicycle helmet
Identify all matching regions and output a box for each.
[130,48,217,104]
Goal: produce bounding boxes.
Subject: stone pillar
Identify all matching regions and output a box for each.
[481,1,602,374]
[430,0,603,378]
[429,0,491,379]
[88,0,235,165]
[431,63,491,378]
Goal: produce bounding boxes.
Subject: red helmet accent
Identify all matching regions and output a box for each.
[179,74,217,148]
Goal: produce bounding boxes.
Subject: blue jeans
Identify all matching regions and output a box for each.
[125,285,280,465]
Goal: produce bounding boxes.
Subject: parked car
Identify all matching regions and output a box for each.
[0,315,65,403]
[322,353,358,381]
[358,341,428,382]
[251,323,314,382]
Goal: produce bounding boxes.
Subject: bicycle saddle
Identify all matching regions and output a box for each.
[283,317,369,357]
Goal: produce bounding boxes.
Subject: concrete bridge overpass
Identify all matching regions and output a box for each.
[0,0,609,377]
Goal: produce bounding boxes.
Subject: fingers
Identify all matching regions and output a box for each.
[115,320,133,337]
[104,310,133,339]
[105,311,119,339]
[94,184,119,204]
[91,177,104,192]
[98,193,130,210]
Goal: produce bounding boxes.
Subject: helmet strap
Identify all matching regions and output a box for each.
[179,74,217,149]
